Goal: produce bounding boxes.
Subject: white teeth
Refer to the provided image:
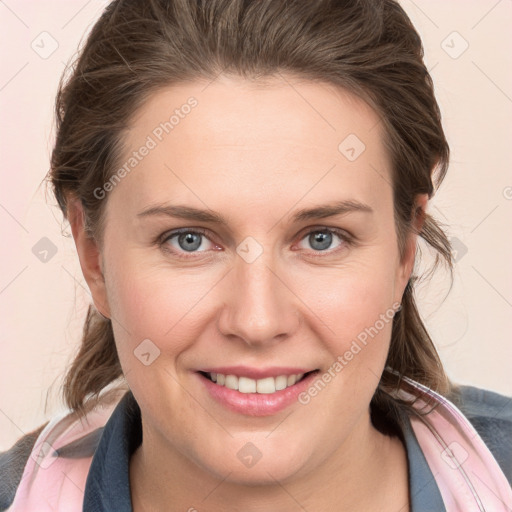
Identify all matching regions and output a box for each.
[256,377,275,394]
[225,374,238,390]
[207,372,307,394]
[239,376,257,393]
[275,375,288,391]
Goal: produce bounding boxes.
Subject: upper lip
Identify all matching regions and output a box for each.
[196,366,317,380]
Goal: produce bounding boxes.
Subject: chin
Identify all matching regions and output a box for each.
[205,456,307,486]
[189,434,315,486]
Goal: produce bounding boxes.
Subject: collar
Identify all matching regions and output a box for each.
[83,392,140,512]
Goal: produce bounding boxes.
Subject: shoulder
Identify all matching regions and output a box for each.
[0,424,47,511]
[0,390,126,512]
[448,384,512,486]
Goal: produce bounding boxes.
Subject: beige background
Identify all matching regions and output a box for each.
[1,0,511,450]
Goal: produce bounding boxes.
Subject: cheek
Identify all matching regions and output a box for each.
[104,251,220,366]
[294,259,397,336]
[291,260,398,395]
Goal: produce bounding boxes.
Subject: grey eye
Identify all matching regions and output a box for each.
[308,231,334,251]
[176,232,204,252]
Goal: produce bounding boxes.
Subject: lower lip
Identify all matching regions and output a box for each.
[197,371,319,416]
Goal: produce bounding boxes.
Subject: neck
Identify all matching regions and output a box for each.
[130,412,410,512]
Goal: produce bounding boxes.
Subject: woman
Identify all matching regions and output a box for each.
[1,0,511,510]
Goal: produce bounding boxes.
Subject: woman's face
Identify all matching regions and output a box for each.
[86,74,419,483]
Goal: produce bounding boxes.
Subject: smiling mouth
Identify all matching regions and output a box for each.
[198,370,319,394]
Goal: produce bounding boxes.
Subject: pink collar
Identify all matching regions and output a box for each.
[391,375,512,511]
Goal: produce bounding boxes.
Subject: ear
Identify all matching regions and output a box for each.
[67,196,111,319]
[395,193,428,300]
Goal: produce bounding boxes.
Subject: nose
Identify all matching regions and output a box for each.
[217,250,301,348]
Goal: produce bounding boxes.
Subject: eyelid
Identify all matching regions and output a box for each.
[295,225,353,242]
[159,227,211,243]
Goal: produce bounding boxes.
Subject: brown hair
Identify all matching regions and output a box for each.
[48,0,459,422]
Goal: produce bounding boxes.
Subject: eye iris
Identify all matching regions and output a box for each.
[178,232,202,252]
[310,231,332,251]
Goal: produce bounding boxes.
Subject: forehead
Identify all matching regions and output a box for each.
[109,74,392,219]
[127,74,383,150]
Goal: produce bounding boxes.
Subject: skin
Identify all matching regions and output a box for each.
[69,74,427,511]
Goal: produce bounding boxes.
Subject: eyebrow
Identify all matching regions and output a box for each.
[137,199,373,226]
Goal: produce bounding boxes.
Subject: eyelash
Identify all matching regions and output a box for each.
[157,226,354,260]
